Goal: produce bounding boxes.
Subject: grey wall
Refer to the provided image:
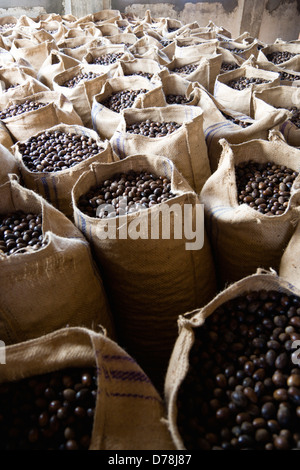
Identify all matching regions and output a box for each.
[0,0,63,15]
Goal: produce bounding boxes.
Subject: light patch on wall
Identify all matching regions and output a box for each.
[0,7,47,18]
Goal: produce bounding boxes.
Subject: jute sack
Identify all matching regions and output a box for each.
[38,21,67,44]
[58,38,103,62]
[0,121,14,151]
[214,64,280,115]
[105,32,137,47]
[110,105,211,194]
[82,44,132,75]
[167,54,223,94]
[200,138,300,289]
[53,64,108,128]
[253,86,300,148]
[10,38,58,73]
[187,83,291,172]
[112,57,166,84]
[173,38,218,59]
[218,40,260,60]
[0,48,16,67]
[71,154,217,392]
[0,68,49,106]
[0,143,19,183]
[0,176,114,345]
[92,9,122,24]
[0,91,83,143]
[12,124,114,219]
[91,75,166,140]
[0,326,175,450]
[37,50,80,90]
[164,270,300,450]
[96,23,120,37]
[280,219,300,291]
[258,43,300,71]
[128,44,172,66]
[249,57,300,86]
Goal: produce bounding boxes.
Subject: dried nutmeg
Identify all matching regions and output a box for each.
[0,367,98,450]
[235,160,298,216]
[126,119,182,137]
[177,289,300,450]
[18,130,104,174]
[77,169,176,218]
[0,211,47,256]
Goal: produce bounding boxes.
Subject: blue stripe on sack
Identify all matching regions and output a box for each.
[101,353,137,363]
[41,176,51,203]
[106,392,162,402]
[205,121,234,144]
[91,102,103,132]
[51,175,59,210]
[80,213,87,237]
[109,369,151,383]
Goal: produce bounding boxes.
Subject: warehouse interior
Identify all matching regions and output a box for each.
[0,0,300,453]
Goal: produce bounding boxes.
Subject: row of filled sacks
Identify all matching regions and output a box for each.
[2,131,300,390]
[0,151,217,393]
[0,66,296,192]
[2,268,300,450]
[165,268,300,450]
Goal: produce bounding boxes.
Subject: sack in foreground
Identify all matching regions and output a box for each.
[164,270,300,450]
[0,326,175,450]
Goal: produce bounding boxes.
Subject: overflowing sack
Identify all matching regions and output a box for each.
[12,124,114,219]
[10,38,58,73]
[253,86,300,148]
[258,43,300,71]
[0,175,114,345]
[188,84,291,172]
[0,326,175,450]
[71,154,217,391]
[91,75,166,140]
[53,64,108,128]
[110,105,211,194]
[200,137,300,289]
[164,270,300,450]
[37,50,80,90]
[214,63,280,115]
[0,91,83,143]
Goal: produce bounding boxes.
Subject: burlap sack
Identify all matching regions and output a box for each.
[258,43,300,71]
[37,21,67,45]
[253,86,300,148]
[12,124,114,219]
[128,43,171,66]
[82,44,132,75]
[105,32,137,47]
[0,91,83,143]
[187,84,291,171]
[218,40,259,60]
[0,67,49,106]
[91,75,166,140]
[214,64,281,115]
[0,326,175,450]
[164,270,300,450]
[58,38,103,61]
[279,218,300,290]
[37,50,80,90]
[200,138,300,289]
[10,38,58,73]
[110,105,211,194]
[0,48,15,67]
[206,20,231,39]
[0,176,114,345]
[173,38,218,59]
[167,53,223,94]
[71,154,217,391]
[0,143,18,183]
[0,121,14,151]
[92,9,122,24]
[96,23,121,37]
[112,57,165,84]
[53,64,108,128]
[156,71,196,104]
